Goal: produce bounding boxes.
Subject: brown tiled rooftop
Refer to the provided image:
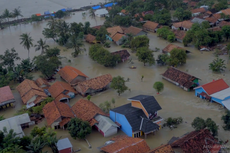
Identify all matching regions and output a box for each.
[58,66,88,84]
[112,33,126,42]
[100,135,150,153]
[147,144,174,153]
[85,34,97,43]
[76,74,112,94]
[123,26,143,35]
[43,101,74,126]
[219,21,230,27]
[107,26,124,38]
[191,8,206,14]
[111,50,130,59]
[171,129,219,153]
[173,20,193,29]
[35,78,50,89]
[220,8,230,15]
[143,21,159,31]
[172,30,186,40]
[162,44,184,53]
[71,99,107,126]
[0,86,15,104]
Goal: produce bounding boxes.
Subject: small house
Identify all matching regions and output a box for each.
[142,21,159,33]
[0,113,32,138]
[200,46,211,51]
[16,79,47,108]
[48,81,77,102]
[43,101,74,129]
[35,78,50,89]
[57,138,73,153]
[191,17,206,24]
[0,86,15,109]
[170,129,221,153]
[95,8,109,17]
[191,8,206,16]
[162,67,199,91]
[85,34,100,44]
[72,99,118,137]
[194,79,230,110]
[218,8,230,16]
[162,44,190,54]
[58,66,88,85]
[205,14,222,26]
[123,26,147,36]
[172,30,186,43]
[111,50,130,62]
[110,95,162,138]
[98,135,150,153]
[75,74,112,96]
[106,26,126,45]
[219,20,230,28]
[172,20,193,31]
[112,33,126,45]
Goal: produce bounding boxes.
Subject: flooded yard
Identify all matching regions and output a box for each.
[0,7,230,153]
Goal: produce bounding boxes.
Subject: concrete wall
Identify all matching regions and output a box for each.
[104,126,117,137]
[110,111,132,137]
[70,76,86,84]
[131,101,148,118]
[106,35,113,41]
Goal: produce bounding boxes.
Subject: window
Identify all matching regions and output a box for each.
[134,131,141,138]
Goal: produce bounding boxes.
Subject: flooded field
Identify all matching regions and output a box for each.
[0,7,230,153]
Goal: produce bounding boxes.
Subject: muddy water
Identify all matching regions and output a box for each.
[0,9,230,152]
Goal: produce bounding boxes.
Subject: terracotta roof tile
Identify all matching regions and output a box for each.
[0,86,15,104]
[220,8,230,15]
[76,74,112,95]
[85,34,97,43]
[219,21,230,27]
[208,27,222,32]
[188,1,198,7]
[142,11,154,17]
[162,67,198,89]
[92,25,102,30]
[58,66,88,84]
[171,129,219,153]
[147,144,174,153]
[162,44,184,53]
[173,20,193,29]
[16,79,47,104]
[201,79,229,95]
[59,118,71,127]
[112,33,126,42]
[111,50,130,60]
[143,21,159,31]
[172,30,186,40]
[35,78,50,89]
[100,135,150,153]
[48,81,77,101]
[123,26,143,35]
[205,14,221,23]
[191,8,206,14]
[121,9,128,14]
[43,101,74,126]
[71,99,107,126]
[107,26,124,38]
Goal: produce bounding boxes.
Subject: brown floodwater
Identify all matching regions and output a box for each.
[0,9,230,153]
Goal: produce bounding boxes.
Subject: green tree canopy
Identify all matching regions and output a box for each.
[96,26,109,44]
[209,58,226,73]
[169,48,186,66]
[153,81,164,94]
[222,110,230,131]
[110,76,128,96]
[157,26,175,42]
[0,48,20,70]
[173,8,192,21]
[20,33,33,59]
[130,35,149,51]
[136,47,155,66]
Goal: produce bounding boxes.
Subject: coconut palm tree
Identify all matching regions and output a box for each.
[20,33,33,59]
[2,9,11,22]
[167,0,182,10]
[67,35,85,57]
[46,136,59,153]
[89,8,97,25]
[34,38,49,54]
[13,7,23,20]
[26,139,46,153]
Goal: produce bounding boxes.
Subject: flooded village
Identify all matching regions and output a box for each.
[1,0,230,152]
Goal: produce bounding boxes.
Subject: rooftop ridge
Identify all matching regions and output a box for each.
[114,139,143,153]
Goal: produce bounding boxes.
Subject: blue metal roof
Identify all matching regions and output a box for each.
[92,5,101,10]
[60,8,66,12]
[44,11,50,15]
[104,2,117,7]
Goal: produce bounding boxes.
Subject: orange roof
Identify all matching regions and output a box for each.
[147,144,174,153]
[100,135,150,153]
[123,26,143,35]
[208,27,221,32]
[162,44,184,53]
[48,81,77,101]
[173,20,193,29]
[0,86,15,104]
[172,30,186,40]
[121,9,128,14]
[191,8,206,14]
[112,33,126,42]
[76,74,112,95]
[16,79,47,104]
[58,66,88,84]
[221,8,230,15]
[143,21,159,30]
[107,26,124,38]
[219,21,230,27]
[36,13,41,16]
[43,101,74,126]
[201,79,229,95]
[71,99,107,126]
[35,78,50,89]
[85,34,97,43]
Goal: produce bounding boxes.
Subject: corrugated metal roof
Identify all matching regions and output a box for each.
[92,5,101,10]
[95,115,118,132]
[95,8,108,16]
[57,138,72,151]
[210,87,230,100]
[222,99,230,110]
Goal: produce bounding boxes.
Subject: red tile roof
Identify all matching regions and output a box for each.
[191,8,206,14]
[219,21,230,27]
[123,26,143,35]
[43,101,74,126]
[58,66,88,85]
[76,74,112,95]
[173,20,193,29]
[48,81,77,101]
[162,44,184,53]
[107,26,124,38]
[201,79,229,95]
[71,99,107,126]
[85,34,98,43]
[208,27,222,32]
[171,129,219,153]
[143,21,159,31]
[172,30,187,40]
[112,33,126,42]
[220,8,230,15]
[35,78,50,89]
[147,144,174,153]
[100,135,150,153]
[111,50,130,60]
[0,86,15,104]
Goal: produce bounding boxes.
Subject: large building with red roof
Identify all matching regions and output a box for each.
[194,79,230,110]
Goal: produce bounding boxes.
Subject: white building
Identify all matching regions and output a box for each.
[95,8,109,17]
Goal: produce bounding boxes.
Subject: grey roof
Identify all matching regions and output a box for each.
[95,115,119,132]
[168,136,179,144]
[128,95,162,114]
[0,113,31,138]
[191,18,206,24]
[111,103,159,132]
[57,138,72,151]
